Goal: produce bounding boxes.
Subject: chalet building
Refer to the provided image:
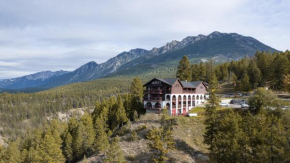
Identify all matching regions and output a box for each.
[143,78,208,116]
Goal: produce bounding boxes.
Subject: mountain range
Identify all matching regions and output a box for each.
[0,31,278,92]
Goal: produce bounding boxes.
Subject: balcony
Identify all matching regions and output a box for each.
[144,97,163,101]
[144,90,162,94]
[183,91,195,94]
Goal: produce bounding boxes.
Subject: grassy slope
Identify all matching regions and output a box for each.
[82,114,209,163]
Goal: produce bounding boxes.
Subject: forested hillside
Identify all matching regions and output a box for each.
[1,50,290,163]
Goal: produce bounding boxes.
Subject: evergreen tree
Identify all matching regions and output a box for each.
[105,137,125,163]
[115,95,128,129]
[73,122,85,158]
[241,73,251,92]
[199,62,207,81]
[204,73,220,152]
[147,127,175,163]
[0,141,22,163]
[247,60,262,88]
[191,64,200,81]
[130,77,144,100]
[63,130,74,162]
[283,74,290,93]
[271,54,289,90]
[80,113,95,155]
[211,110,243,162]
[38,128,65,163]
[94,116,109,153]
[176,56,191,81]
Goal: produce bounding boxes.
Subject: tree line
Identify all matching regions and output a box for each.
[177,50,290,92]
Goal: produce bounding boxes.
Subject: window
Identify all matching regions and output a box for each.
[175,84,179,87]
[200,86,203,89]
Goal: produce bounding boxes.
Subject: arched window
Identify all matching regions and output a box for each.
[197,95,199,100]
[166,103,170,109]
[166,95,170,101]
[155,102,161,108]
[178,95,182,108]
[172,95,176,101]
[146,102,152,107]
[200,95,203,100]
[178,95,182,101]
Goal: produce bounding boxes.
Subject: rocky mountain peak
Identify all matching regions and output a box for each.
[128,48,148,54]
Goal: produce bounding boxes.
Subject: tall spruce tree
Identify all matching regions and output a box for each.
[176,56,191,81]
[204,73,220,152]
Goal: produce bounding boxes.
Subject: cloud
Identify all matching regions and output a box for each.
[0,61,21,67]
[0,0,289,79]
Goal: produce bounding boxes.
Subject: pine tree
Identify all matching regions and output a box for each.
[147,126,175,163]
[271,54,289,90]
[115,95,128,129]
[73,122,85,158]
[38,128,65,163]
[283,74,290,92]
[211,110,243,162]
[199,62,207,81]
[105,137,125,163]
[80,113,96,155]
[63,130,74,162]
[130,77,144,100]
[204,73,220,151]
[247,60,262,88]
[241,73,251,92]
[191,64,200,81]
[94,116,109,153]
[176,56,191,81]
[0,141,22,163]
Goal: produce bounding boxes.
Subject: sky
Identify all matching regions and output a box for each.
[0,0,289,79]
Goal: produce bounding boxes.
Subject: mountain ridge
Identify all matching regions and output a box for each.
[0,31,279,91]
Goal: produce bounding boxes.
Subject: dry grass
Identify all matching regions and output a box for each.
[119,114,209,163]
[83,113,209,163]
